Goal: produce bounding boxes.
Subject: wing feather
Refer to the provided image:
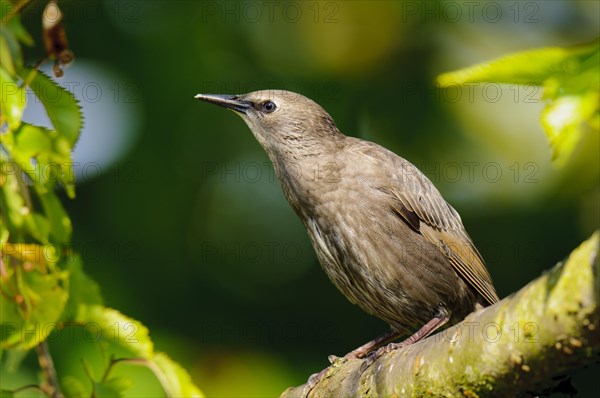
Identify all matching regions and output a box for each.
[351,140,499,305]
[386,163,499,305]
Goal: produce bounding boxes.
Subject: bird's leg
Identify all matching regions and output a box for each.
[361,315,450,371]
[307,316,448,391]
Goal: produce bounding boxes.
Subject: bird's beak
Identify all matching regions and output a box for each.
[194,94,251,114]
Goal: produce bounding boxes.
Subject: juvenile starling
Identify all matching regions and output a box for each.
[195,90,499,376]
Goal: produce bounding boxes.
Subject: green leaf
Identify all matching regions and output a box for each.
[7,122,76,239]
[437,41,600,165]
[69,305,203,397]
[0,66,25,130]
[1,269,68,350]
[61,376,88,398]
[2,348,28,372]
[0,222,8,244]
[0,389,15,398]
[61,255,103,321]
[11,123,77,198]
[437,42,599,86]
[37,189,72,244]
[23,213,51,244]
[19,68,82,146]
[1,129,72,243]
[0,154,27,234]
[541,91,599,161]
[14,123,53,157]
[74,305,153,357]
[152,353,204,398]
[95,377,133,398]
[6,14,34,47]
[0,280,20,324]
[0,26,19,77]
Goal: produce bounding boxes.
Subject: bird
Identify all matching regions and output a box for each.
[195,90,499,382]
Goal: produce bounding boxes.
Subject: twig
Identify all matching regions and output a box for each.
[36,341,64,398]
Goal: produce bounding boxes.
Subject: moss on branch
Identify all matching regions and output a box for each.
[281,232,600,398]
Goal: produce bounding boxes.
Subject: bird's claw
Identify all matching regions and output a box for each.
[305,354,355,395]
[328,354,341,364]
[360,342,405,373]
[305,365,332,396]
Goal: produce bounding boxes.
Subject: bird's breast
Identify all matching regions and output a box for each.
[304,185,476,331]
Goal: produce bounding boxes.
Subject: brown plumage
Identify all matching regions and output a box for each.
[195,90,499,362]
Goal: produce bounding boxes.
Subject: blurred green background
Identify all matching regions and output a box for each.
[11,0,600,396]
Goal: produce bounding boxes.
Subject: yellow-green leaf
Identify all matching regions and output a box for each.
[20,68,82,146]
[69,305,203,397]
[24,213,51,244]
[0,27,18,76]
[37,189,72,244]
[13,123,77,198]
[437,41,600,166]
[61,376,88,398]
[0,66,25,130]
[0,390,15,398]
[0,270,68,350]
[74,305,153,357]
[95,377,133,398]
[14,123,52,157]
[152,353,204,398]
[0,222,8,244]
[541,91,599,162]
[0,155,27,233]
[61,255,103,321]
[437,42,599,87]
[6,14,34,47]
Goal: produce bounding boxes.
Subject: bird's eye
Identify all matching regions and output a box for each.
[262,101,277,113]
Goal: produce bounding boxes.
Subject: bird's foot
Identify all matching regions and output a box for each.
[305,355,349,395]
[360,341,407,373]
[307,344,405,393]
[327,351,361,363]
[328,354,341,364]
[358,315,451,372]
[306,366,328,390]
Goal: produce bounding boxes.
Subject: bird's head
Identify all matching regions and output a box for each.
[195,90,343,158]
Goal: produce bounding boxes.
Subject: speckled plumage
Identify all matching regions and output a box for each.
[196,90,499,347]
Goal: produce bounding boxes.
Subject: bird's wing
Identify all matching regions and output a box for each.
[369,151,500,306]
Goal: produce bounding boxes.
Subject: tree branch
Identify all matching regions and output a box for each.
[281,232,600,398]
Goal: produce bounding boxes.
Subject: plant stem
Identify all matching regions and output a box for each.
[36,341,64,398]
